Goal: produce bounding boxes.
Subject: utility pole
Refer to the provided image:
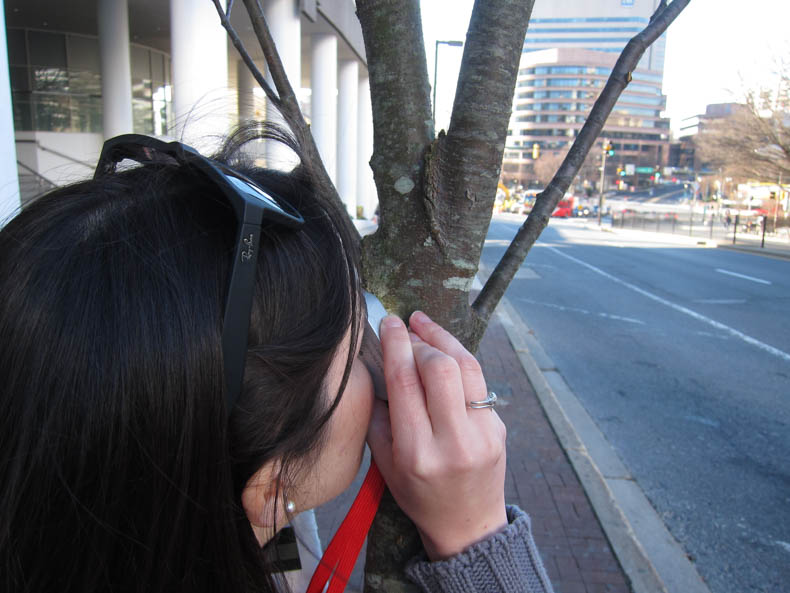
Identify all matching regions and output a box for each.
[598,139,610,226]
[774,171,782,234]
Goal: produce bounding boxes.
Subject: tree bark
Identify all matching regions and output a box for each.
[358,0,534,351]
[357,1,533,591]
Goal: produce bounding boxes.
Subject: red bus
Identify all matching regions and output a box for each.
[552,195,574,217]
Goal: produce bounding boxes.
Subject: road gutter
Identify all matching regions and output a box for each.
[480,271,711,593]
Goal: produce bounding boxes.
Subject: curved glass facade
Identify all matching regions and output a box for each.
[504,52,669,185]
[8,28,172,135]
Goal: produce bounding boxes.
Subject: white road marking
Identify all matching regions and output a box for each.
[547,246,790,363]
[693,299,747,305]
[518,298,645,325]
[715,268,772,285]
[683,415,720,428]
[601,313,644,324]
[514,268,540,280]
[694,331,730,341]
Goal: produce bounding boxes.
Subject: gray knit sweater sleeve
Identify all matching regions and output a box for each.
[404,505,554,593]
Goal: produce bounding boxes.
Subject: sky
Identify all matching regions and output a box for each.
[420,0,789,136]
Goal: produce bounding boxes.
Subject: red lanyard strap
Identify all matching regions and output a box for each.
[306,461,386,593]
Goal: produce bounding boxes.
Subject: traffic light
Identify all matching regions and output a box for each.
[617,166,624,176]
[532,143,540,159]
[606,143,614,157]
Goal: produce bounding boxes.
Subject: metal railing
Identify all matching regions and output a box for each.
[16,160,57,204]
[611,208,790,248]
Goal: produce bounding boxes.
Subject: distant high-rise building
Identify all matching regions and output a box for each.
[526,0,666,73]
[503,0,670,189]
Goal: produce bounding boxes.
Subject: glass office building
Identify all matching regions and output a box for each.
[503,0,670,188]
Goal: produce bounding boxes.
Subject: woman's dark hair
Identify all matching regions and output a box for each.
[0,125,361,593]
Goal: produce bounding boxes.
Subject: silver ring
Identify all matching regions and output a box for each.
[468,391,497,409]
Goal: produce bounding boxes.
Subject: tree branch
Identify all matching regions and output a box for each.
[356,0,434,237]
[211,0,279,106]
[473,0,691,323]
[216,0,346,215]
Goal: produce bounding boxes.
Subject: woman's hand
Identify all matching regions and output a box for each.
[366,311,508,561]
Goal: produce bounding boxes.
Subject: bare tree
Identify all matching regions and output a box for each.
[696,97,790,183]
[212,0,691,590]
[533,151,566,188]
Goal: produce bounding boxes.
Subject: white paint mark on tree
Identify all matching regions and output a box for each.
[451,258,477,270]
[443,277,472,291]
[393,176,415,194]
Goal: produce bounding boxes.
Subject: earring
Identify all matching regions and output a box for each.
[285,499,296,514]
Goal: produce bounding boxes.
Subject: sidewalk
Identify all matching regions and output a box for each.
[604,218,790,260]
[478,315,630,593]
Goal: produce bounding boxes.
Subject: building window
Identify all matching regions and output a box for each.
[524,37,634,44]
[529,17,650,24]
[8,27,172,135]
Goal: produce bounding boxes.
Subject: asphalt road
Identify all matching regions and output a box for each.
[481,216,790,593]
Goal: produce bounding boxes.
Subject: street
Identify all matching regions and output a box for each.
[481,215,790,593]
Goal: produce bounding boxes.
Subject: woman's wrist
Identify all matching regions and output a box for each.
[418,505,509,561]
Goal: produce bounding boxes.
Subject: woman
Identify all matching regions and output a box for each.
[0,127,552,593]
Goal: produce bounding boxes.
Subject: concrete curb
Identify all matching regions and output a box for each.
[716,243,790,261]
[488,289,711,593]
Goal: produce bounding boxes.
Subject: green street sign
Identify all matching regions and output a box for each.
[635,166,655,174]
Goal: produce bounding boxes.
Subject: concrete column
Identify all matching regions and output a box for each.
[356,73,375,219]
[337,60,358,217]
[237,59,256,122]
[264,0,301,170]
[97,0,133,139]
[310,34,337,184]
[170,0,228,148]
[0,0,20,224]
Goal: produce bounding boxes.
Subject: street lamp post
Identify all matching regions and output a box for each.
[432,40,463,124]
[597,140,609,226]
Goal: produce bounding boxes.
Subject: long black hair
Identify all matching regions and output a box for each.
[0,125,361,593]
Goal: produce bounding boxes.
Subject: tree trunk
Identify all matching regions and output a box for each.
[356,1,534,590]
[358,0,534,351]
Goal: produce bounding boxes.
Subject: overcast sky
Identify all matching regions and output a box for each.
[420,0,788,136]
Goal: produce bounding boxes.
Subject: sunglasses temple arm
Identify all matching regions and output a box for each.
[221,222,261,412]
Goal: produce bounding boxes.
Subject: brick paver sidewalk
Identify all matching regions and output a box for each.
[478,317,630,593]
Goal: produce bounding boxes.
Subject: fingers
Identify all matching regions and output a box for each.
[408,339,468,437]
[379,316,430,444]
[409,311,488,408]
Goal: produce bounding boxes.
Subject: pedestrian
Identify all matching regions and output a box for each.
[725,209,732,228]
[0,126,553,593]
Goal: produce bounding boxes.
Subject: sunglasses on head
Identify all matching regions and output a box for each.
[94,134,305,413]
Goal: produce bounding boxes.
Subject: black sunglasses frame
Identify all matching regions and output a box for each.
[94,134,305,412]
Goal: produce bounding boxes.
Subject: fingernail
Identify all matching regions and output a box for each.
[410,310,429,325]
[381,315,401,329]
